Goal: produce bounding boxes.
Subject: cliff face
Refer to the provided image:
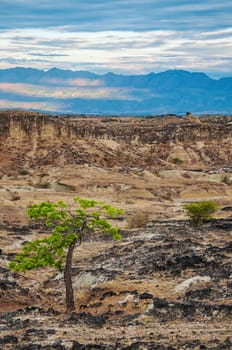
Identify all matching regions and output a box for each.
[0,110,232,174]
[1,110,232,143]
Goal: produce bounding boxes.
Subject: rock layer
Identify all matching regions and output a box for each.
[0,111,232,173]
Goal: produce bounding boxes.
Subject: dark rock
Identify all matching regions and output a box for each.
[100,291,117,300]
[123,342,176,349]
[153,298,169,308]
[170,254,204,269]
[22,328,58,341]
[214,222,232,230]
[221,206,232,211]
[150,298,232,321]
[139,292,153,299]
[10,318,30,329]
[123,313,141,322]
[221,337,232,349]
[23,328,47,340]
[49,340,66,349]
[0,266,9,274]
[0,279,18,290]
[0,335,18,344]
[179,301,196,318]
[72,342,111,350]
[68,312,107,327]
[38,344,66,350]
[185,287,212,300]
[12,226,32,235]
[114,310,124,315]
[21,306,60,316]
[18,344,42,350]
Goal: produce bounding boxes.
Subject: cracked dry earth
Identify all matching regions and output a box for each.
[0,220,232,349]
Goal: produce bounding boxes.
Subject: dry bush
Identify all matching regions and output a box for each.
[6,189,21,201]
[171,157,184,165]
[35,182,51,189]
[19,169,30,176]
[222,175,232,185]
[181,172,192,179]
[162,191,173,201]
[126,211,149,229]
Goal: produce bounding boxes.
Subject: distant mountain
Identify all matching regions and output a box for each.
[0,67,232,115]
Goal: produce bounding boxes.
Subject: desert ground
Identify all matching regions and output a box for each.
[0,110,231,349]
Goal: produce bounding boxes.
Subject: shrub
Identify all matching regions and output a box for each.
[19,169,30,176]
[6,189,21,201]
[183,200,218,227]
[222,175,232,185]
[10,191,21,201]
[172,157,184,165]
[126,212,149,228]
[35,182,51,189]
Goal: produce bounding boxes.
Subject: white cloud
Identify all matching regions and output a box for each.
[0,99,63,112]
[0,82,138,100]
[1,26,232,77]
[0,0,231,77]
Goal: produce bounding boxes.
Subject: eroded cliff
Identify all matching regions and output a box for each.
[0,110,232,174]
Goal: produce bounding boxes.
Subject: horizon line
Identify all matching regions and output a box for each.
[1,66,231,80]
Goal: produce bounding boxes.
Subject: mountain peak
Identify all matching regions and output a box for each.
[0,67,231,115]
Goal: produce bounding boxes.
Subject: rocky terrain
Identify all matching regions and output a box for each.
[0,110,232,349]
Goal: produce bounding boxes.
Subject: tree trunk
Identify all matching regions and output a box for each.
[64,238,77,313]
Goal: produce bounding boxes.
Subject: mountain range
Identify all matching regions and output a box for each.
[0,67,232,115]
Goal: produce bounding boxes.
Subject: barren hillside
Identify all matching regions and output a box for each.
[0,110,232,224]
[0,110,231,349]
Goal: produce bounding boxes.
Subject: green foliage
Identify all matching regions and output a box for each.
[183,200,218,227]
[9,198,122,273]
[9,231,66,272]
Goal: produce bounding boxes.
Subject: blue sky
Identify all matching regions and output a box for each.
[1,0,232,77]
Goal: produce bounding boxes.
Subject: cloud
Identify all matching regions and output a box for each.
[0,1,232,77]
[39,77,103,87]
[1,0,232,31]
[66,79,103,87]
[0,82,138,100]
[0,99,63,112]
[29,53,69,57]
[1,26,232,77]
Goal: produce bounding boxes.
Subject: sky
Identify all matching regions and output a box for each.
[1,0,232,78]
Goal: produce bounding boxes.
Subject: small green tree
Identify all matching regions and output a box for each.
[183,200,218,227]
[9,197,122,312]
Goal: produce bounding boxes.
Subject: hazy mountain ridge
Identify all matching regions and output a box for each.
[1,68,232,114]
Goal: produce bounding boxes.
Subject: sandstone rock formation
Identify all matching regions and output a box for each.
[0,110,232,224]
